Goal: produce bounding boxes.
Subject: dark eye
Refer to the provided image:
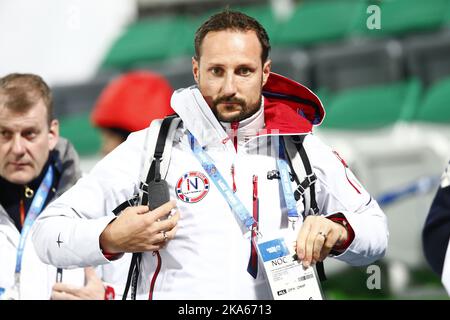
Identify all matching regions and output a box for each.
[238,67,251,76]
[0,130,12,140]
[23,130,37,139]
[211,67,223,76]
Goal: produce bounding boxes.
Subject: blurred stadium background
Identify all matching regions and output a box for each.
[1,0,450,299]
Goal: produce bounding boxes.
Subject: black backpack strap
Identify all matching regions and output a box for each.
[142,115,179,204]
[293,140,320,216]
[112,195,139,215]
[123,115,178,300]
[283,135,326,282]
[283,136,319,217]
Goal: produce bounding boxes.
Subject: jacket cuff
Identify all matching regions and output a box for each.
[101,250,124,261]
[327,213,355,253]
[104,284,115,300]
[70,215,118,265]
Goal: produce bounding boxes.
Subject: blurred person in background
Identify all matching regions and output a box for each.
[0,73,106,299]
[423,160,450,295]
[91,70,174,156]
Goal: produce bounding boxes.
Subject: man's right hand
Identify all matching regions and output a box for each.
[99,200,179,254]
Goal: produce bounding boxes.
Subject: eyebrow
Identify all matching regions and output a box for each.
[206,62,258,69]
[0,124,40,132]
[206,62,225,67]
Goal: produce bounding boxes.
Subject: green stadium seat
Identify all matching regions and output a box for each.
[102,16,198,70]
[236,4,279,43]
[59,112,101,156]
[321,78,421,129]
[359,0,450,37]
[275,0,367,47]
[414,76,450,123]
[445,1,450,27]
[315,87,332,109]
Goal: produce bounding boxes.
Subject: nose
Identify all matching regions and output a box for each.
[11,135,25,156]
[222,73,237,97]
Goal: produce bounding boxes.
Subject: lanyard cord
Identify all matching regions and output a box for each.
[189,132,301,231]
[14,165,54,278]
[275,137,300,230]
[189,131,255,232]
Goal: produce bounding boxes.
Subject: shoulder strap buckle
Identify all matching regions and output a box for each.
[294,173,317,198]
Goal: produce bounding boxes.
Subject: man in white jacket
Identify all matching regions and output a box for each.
[0,73,123,300]
[33,10,388,299]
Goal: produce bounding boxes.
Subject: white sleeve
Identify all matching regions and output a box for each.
[304,134,389,266]
[32,129,148,268]
[99,252,132,300]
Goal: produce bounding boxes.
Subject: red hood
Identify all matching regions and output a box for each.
[262,72,325,134]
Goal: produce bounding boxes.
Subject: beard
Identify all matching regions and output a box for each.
[210,95,262,123]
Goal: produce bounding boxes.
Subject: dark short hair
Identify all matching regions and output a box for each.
[194,9,271,63]
[0,73,53,126]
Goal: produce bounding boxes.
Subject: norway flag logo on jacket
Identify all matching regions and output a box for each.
[176,171,210,203]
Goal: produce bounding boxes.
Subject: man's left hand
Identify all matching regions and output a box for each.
[295,215,348,268]
[51,267,105,300]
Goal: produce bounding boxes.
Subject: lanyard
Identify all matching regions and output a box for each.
[274,137,300,230]
[14,165,54,276]
[188,131,256,233]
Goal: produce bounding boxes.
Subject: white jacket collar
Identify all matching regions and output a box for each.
[170,86,234,152]
[220,99,265,142]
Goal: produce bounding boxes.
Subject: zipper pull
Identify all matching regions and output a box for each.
[24,186,34,198]
[253,175,258,199]
[231,165,237,193]
[231,122,239,152]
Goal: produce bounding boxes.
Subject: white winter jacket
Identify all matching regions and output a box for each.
[33,74,388,299]
[0,139,85,299]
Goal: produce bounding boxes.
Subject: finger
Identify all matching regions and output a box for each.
[147,226,179,251]
[124,205,150,215]
[145,243,166,252]
[296,217,312,261]
[51,290,81,300]
[319,232,340,262]
[84,267,99,283]
[154,211,179,232]
[303,218,330,267]
[312,227,330,264]
[303,226,318,268]
[300,217,322,267]
[165,225,178,240]
[160,225,178,242]
[52,282,76,292]
[51,282,80,296]
[149,200,178,221]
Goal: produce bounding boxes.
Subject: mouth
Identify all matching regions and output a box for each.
[219,102,242,109]
[8,162,29,168]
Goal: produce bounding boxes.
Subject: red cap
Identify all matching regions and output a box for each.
[91,71,174,132]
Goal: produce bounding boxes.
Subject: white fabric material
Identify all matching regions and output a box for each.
[0,193,131,301]
[442,239,450,295]
[441,162,450,188]
[0,209,84,299]
[33,86,388,299]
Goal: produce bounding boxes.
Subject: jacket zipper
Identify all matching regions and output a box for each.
[247,175,259,278]
[148,251,162,300]
[231,122,239,193]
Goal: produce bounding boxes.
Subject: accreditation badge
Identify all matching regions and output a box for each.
[257,237,324,300]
